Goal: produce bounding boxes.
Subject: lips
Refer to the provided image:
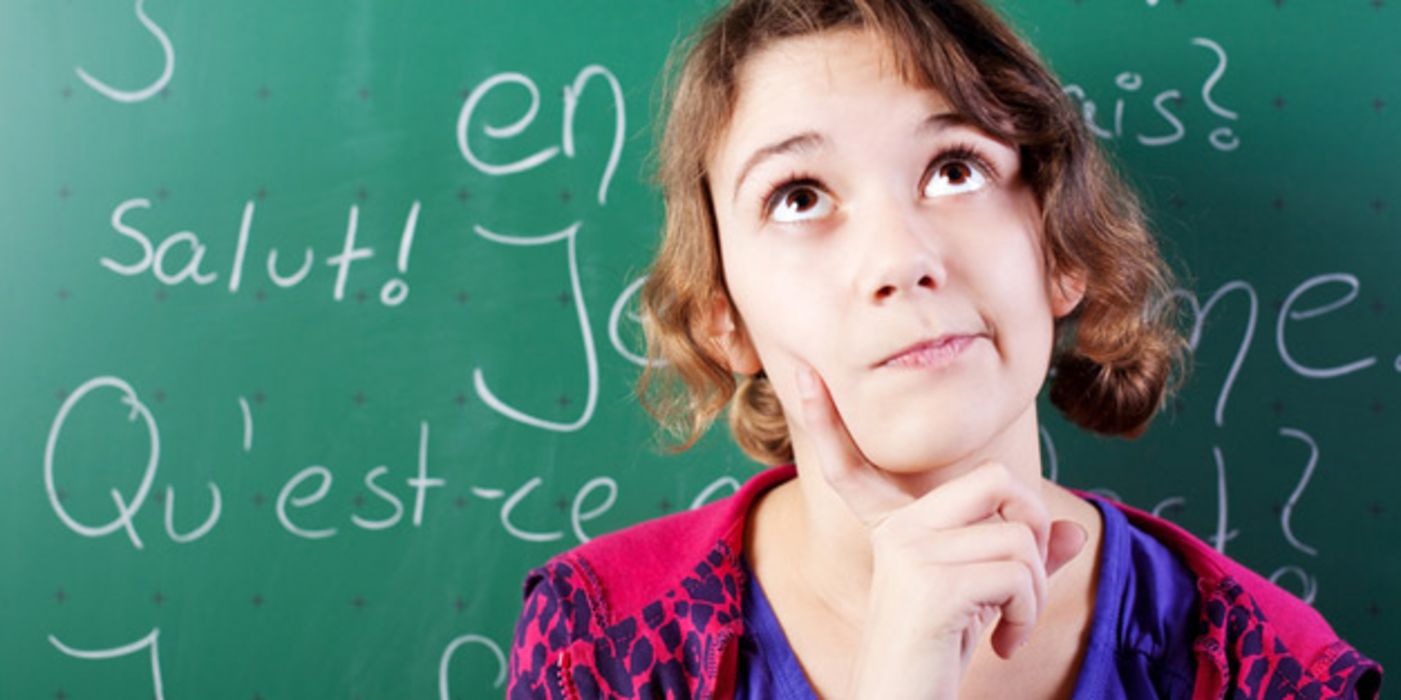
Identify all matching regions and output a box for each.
[874,333,985,368]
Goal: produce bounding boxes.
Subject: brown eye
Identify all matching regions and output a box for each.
[942,162,973,186]
[924,158,987,198]
[783,188,820,212]
[767,182,834,223]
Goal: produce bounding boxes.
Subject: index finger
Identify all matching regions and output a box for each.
[902,462,1052,565]
[794,364,912,527]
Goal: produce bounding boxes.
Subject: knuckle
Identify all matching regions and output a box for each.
[993,521,1038,561]
[1013,522,1041,560]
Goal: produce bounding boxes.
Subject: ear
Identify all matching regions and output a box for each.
[1049,267,1087,319]
[705,294,763,375]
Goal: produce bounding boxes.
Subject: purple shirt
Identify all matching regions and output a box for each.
[735,493,1200,699]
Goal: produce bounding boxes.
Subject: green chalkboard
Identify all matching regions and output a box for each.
[2,1,1396,697]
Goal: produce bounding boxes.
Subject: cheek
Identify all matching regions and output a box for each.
[725,263,847,409]
[732,285,835,373]
[726,237,834,340]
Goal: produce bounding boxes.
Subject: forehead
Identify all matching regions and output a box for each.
[713,29,954,174]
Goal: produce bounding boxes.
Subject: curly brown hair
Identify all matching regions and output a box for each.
[636,0,1189,465]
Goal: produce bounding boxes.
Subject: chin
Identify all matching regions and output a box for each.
[854,431,986,476]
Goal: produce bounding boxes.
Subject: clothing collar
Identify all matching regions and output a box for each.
[575,463,796,622]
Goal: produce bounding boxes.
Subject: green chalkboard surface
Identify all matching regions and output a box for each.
[2,1,1397,697]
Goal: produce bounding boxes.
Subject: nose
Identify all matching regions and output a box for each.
[857,194,945,304]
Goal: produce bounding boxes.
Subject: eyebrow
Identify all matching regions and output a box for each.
[729,111,973,205]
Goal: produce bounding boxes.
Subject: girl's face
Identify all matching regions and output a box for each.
[706,29,1084,475]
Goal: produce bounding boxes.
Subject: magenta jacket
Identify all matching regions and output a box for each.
[507,464,1382,699]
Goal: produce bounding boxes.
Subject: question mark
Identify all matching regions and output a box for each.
[1191,37,1240,151]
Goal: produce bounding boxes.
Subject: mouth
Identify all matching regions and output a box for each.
[874,333,986,369]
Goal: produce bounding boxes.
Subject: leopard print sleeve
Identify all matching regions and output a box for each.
[507,559,583,700]
[1196,577,1384,699]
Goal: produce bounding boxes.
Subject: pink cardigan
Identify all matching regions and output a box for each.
[507,464,1382,699]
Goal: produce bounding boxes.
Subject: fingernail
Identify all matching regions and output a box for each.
[796,367,816,399]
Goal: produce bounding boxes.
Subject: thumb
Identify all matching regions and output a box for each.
[1045,520,1089,577]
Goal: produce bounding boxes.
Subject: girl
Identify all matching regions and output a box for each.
[508,1,1383,698]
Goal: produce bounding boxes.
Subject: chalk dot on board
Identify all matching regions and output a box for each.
[1272,96,1286,109]
[253,390,266,403]
[353,494,365,508]
[1271,399,1285,415]
[1272,0,1285,8]
[556,394,572,408]
[1370,199,1386,212]
[357,87,371,101]
[353,391,366,405]
[57,289,68,300]
[453,392,467,406]
[356,186,370,201]
[1272,196,1285,210]
[155,289,167,302]
[254,289,266,302]
[1368,602,1382,617]
[456,187,471,203]
[156,187,169,200]
[1373,0,1385,9]
[256,85,271,100]
[56,488,67,503]
[355,289,368,303]
[55,388,67,400]
[154,389,166,402]
[1373,97,1387,112]
[1271,503,1283,516]
[455,291,471,304]
[159,87,171,100]
[255,186,269,201]
[554,497,568,512]
[55,588,66,604]
[453,495,467,509]
[454,596,466,613]
[560,189,572,203]
[60,86,72,99]
[252,492,266,507]
[251,593,264,607]
[557,290,572,306]
[153,591,166,605]
[351,596,367,609]
[1369,502,1386,517]
[1370,299,1385,315]
[153,491,165,505]
[1271,297,1283,312]
[55,690,67,700]
[1370,399,1384,414]
[658,498,673,512]
[58,185,71,200]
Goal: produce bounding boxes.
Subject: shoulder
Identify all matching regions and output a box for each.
[1073,489,1384,700]
[506,463,796,699]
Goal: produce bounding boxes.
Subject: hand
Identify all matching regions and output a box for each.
[792,364,1088,700]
